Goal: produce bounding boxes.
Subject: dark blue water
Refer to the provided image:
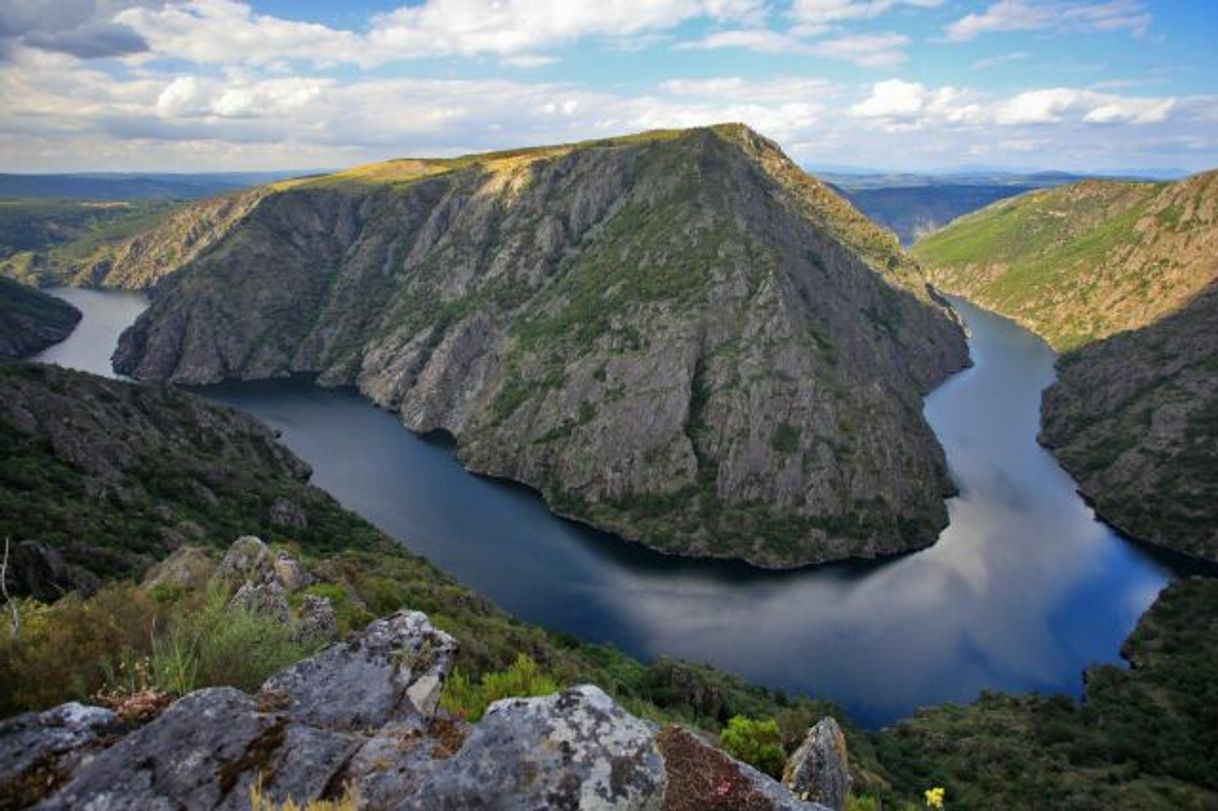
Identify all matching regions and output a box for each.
[35,288,1186,728]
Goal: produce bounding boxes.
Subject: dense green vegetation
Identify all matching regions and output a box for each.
[873,577,1218,809]
[0,275,80,359]
[0,198,175,285]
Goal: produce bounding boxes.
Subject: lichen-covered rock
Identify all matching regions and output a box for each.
[35,688,355,811]
[291,594,338,644]
[0,703,120,809]
[401,685,666,810]
[657,725,826,811]
[140,545,216,594]
[231,577,291,622]
[272,549,309,590]
[782,718,851,811]
[212,535,274,591]
[260,609,457,729]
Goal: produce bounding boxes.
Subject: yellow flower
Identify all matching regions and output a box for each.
[924,787,945,809]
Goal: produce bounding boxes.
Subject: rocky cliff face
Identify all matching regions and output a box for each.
[1041,283,1218,563]
[914,170,1218,351]
[105,124,968,568]
[0,278,79,360]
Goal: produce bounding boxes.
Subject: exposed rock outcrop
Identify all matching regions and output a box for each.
[11,606,826,810]
[105,125,968,568]
[0,276,79,360]
[0,703,121,809]
[782,717,851,811]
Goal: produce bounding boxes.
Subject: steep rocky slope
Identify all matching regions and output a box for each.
[913,170,1218,350]
[1040,283,1218,562]
[103,125,968,568]
[913,171,1218,563]
[0,277,79,359]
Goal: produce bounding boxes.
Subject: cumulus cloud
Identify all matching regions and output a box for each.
[850,79,983,126]
[995,87,1174,125]
[117,0,761,68]
[946,0,1151,42]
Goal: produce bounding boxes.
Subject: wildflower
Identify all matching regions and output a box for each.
[925,786,945,809]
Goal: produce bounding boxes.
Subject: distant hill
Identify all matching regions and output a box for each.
[0,172,306,201]
[912,170,1218,350]
[826,171,1095,245]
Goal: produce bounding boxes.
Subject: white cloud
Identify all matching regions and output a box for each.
[681,28,909,67]
[851,79,983,125]
[660,76,835,103]
[117,0,759,68]
[946,0,1151,42]
[790,0,942,25]
[996,87,1173,125]
[499,53,559,68]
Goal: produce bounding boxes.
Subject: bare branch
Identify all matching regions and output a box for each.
[1,536,18,640]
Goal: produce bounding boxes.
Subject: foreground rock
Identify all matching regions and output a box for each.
[782,718,851,811]
[0,276,80,360]
[8,606,826,810]
[0,703,121,809]
[107,124,967,568]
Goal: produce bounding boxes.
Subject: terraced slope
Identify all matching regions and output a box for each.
[914,171,1218,350]
[90,125,968,568]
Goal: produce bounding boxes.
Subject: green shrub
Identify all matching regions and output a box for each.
[719,715,786,778]
[439,653,560,722]
[148,586,317,694]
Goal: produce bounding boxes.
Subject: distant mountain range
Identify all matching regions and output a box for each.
[0,172,309,200]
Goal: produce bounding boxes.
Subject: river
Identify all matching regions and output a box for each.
[33,287,1185,727]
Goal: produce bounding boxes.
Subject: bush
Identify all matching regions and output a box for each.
[146,585,317,694]
[439,653,560,722]
[719,715,786,778]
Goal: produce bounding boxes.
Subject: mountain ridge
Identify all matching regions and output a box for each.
[61,124,968,568]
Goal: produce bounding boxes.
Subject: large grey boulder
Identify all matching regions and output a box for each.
[260,610,457,729]
[0,703,120,809]
[400,685,666,810]
[36,688,355,811]
[782,717,851,811]
[211,535,274,591]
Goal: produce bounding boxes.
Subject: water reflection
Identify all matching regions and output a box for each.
[31,287,147,378]
[36,288,1188,728]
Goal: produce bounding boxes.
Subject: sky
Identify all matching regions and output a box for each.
[0,0,1215,174]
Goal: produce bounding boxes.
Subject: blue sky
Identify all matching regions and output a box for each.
[1,1,1215,172]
